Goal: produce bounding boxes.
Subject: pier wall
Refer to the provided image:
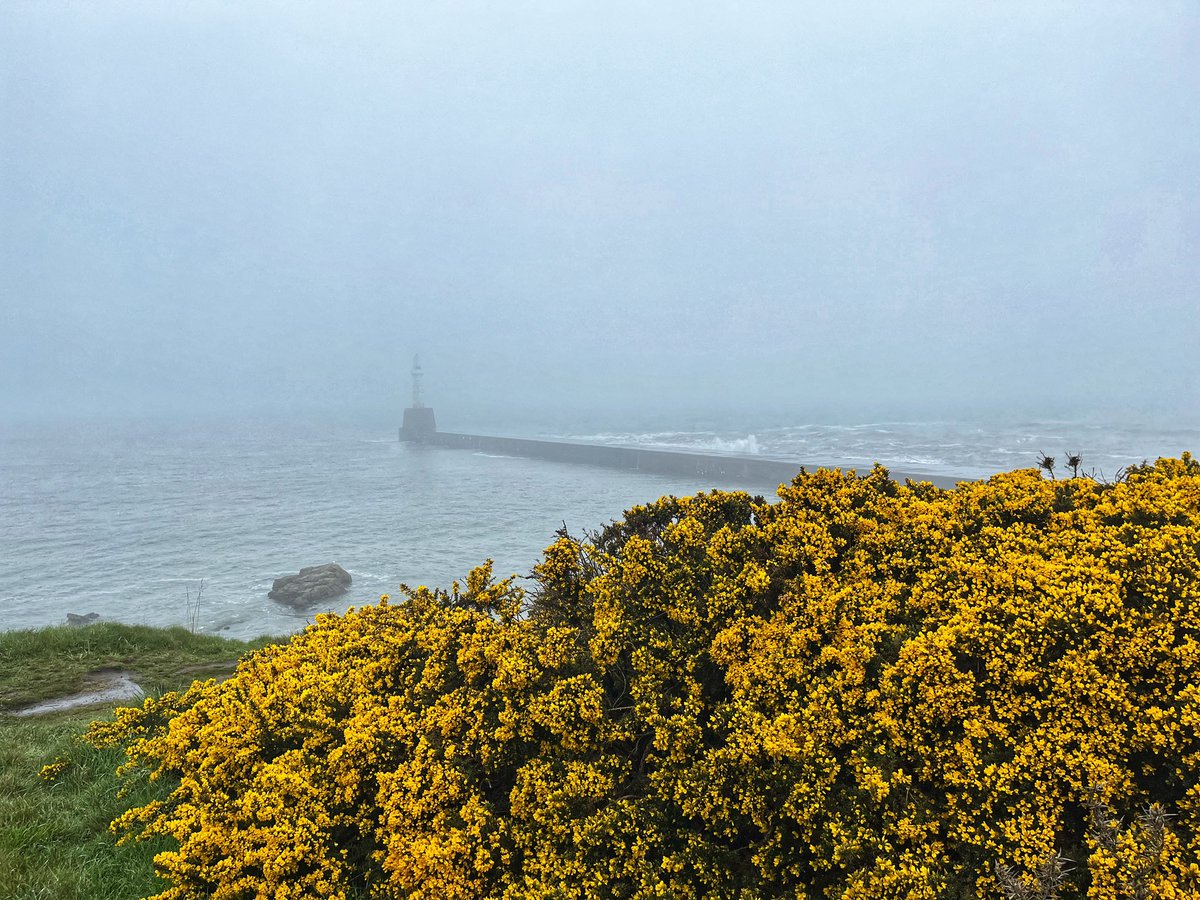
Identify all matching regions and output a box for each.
[413,430,962,490]
[429,431,807,486]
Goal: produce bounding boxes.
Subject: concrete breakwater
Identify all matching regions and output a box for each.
[429,431,810,487]
[403,418,962,490]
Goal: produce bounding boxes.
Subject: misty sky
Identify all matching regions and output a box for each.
[1,2,1197,426]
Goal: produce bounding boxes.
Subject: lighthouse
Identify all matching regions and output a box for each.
[399,354,437,441]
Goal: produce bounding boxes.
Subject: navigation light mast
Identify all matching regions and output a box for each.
[411,355,424,409]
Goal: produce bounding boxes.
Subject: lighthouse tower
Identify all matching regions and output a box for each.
[399,354,437,441]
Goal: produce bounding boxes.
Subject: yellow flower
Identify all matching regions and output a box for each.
[86,456,1200,898]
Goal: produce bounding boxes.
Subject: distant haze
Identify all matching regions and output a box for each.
[2,2,1197,426]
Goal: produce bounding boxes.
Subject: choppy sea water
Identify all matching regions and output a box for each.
[2,414,1196,640]
[559,420,1200,483]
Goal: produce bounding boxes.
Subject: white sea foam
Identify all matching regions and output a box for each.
[681,434,761,455]
[566,431,762,456]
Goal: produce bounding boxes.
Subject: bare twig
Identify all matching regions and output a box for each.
[1064,451,1083,478]
[1036,452,1057,480]
[185,579,205,633]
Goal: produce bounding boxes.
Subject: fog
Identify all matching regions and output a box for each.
[2,2,1197,428]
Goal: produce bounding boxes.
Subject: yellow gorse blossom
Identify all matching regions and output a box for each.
[88,456,1200,898]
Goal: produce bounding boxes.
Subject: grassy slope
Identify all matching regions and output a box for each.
[0,622,279,710]
[0,623,281,900]
[0,714,169,900]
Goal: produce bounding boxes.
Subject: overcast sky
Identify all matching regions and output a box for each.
[1,2,1197,426]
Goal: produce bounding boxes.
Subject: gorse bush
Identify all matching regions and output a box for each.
[88,456,1200,899]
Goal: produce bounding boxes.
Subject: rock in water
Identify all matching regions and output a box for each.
[268,563,352,607]
[66,612,101,627]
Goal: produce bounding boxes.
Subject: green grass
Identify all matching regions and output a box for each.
[0,622,280,711]
[0,713,170,899]
[0,623,283,899]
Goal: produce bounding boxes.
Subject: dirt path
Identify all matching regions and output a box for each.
[11,669,145,718]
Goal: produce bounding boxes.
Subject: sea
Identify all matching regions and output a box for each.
[2,411,1197,641]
